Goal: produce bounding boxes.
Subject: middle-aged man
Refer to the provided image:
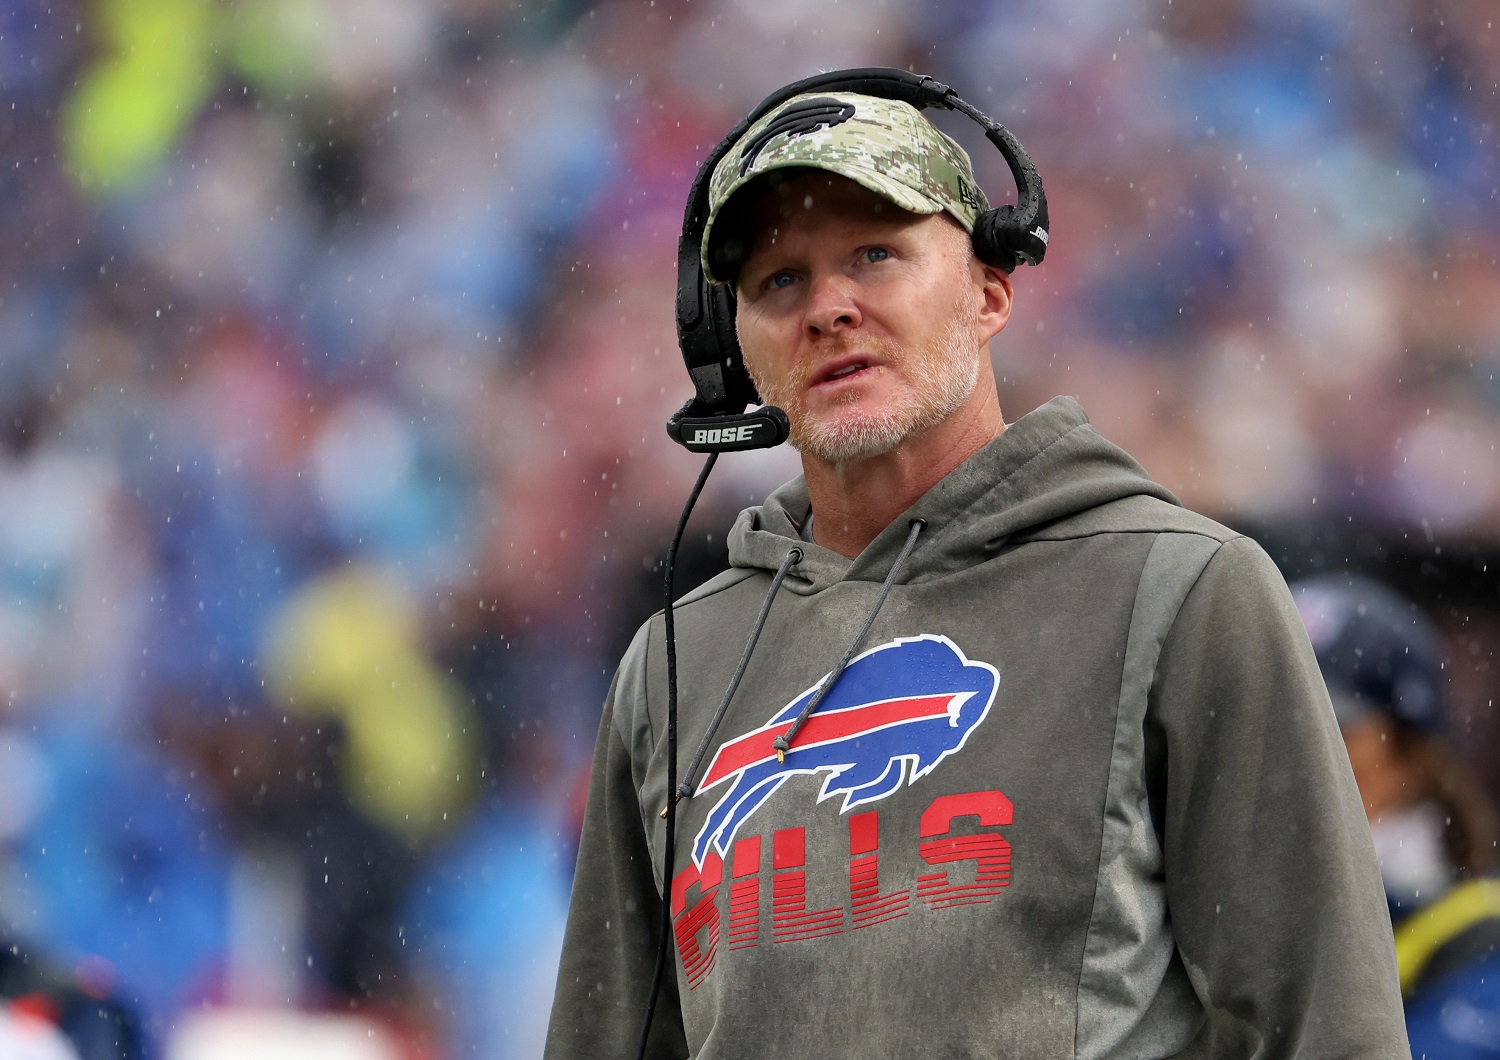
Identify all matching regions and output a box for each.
[546,77,1408,1058]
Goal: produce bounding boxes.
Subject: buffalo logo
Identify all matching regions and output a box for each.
[738,97,857,176]
[690,635,998,868]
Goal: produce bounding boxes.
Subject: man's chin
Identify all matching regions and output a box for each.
[790,410,912,466]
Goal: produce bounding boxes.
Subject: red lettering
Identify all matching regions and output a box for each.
[728,835,762,950]
[669,788,1014,989]
[772,827,844,942]
[917,790,1013,910]
[671,852,722,989]
[848,810,910,928]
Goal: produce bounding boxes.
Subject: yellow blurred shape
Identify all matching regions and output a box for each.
[63,0,217,191]
[264,567,477,843]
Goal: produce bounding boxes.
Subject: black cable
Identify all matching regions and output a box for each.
[636,452,717,1060]
[675,544,802,804]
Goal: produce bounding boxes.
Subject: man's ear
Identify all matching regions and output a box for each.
[974,259,1014,343]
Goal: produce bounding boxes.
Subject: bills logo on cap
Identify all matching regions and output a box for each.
[690,635,998,869]
[738,97,857,176]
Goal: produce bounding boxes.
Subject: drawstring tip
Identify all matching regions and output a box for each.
[772,734,790,764]
[659,790,687,819]
[776,748,785,764]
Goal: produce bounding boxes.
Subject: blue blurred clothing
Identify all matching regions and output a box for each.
[404,796,572,1060]
[8,725,233,1029]
[1398,879,1500,1059]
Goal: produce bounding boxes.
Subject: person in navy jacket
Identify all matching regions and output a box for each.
[1296,574,1500,1058]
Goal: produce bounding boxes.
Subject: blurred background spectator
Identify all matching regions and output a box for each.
[0,0,1495,1056]
[1295,574,1500,1056]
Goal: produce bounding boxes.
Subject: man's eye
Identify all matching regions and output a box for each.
[865,247,890,263]
[769,271,797,289]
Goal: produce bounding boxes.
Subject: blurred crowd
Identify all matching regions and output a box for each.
[0,0,1496,1056]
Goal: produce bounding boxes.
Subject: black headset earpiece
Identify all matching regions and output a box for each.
[668,67,1048,453]
[953,94,1051,272]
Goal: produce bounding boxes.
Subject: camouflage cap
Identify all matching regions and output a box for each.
[701,90,989,284]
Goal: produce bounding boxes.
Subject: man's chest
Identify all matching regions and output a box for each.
[654,548,1153,1010]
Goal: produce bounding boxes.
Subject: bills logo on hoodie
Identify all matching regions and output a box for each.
[691,635,999,869]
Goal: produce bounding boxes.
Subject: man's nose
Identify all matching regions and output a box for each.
[802,273,862,338]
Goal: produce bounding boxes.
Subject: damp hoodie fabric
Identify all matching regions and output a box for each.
[545,397,1409,1059]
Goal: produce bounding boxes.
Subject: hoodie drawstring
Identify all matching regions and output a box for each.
[662,544,804,815]
[773,517,926,762]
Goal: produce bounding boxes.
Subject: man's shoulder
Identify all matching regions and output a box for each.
[1016,491,1242,547]
[613,566,764,671]
[674,565,763,609]
[606,566,770,742]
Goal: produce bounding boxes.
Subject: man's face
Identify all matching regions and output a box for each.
[733,173,1003,466]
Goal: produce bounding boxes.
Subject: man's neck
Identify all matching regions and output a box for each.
[802,399,1005,558]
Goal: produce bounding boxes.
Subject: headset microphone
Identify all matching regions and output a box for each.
[666,400,790,453]
[666,229,788,453]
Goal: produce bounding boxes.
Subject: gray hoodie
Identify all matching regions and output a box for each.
[546,397,1409,1059]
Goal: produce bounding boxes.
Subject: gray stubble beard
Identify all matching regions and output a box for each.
[748,301,984,468]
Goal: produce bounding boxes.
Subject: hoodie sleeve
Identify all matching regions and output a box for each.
[1150,536,1410,1058]
[545,627,690,1060]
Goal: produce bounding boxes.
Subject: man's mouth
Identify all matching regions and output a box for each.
[812,357,877,387]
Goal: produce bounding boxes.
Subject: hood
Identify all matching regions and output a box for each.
[727,397,1180,594]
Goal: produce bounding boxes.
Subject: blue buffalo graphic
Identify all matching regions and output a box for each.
[690,635,999,868]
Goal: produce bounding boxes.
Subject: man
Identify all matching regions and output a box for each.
[1295,575,1500,1058]
[546,82,1408,1058]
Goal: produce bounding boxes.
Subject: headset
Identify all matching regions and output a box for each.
[666,66,1051,454]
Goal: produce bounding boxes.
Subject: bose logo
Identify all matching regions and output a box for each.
[669,408,786,452]
[692,425,756,445]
